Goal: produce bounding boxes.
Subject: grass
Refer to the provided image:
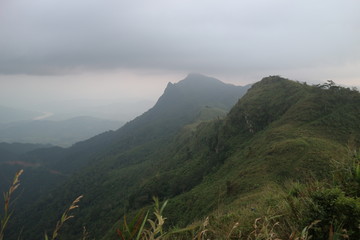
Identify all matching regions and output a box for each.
[2,163,359,240]
[3,78,360,239]
[44,195,83,240]
[0,169,85,240]
[0,169,23,240]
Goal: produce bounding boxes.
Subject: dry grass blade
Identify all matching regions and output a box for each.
[45,195,83,240]
[0,169,23,240]
[226,222,239,239]
[247,215,283,240]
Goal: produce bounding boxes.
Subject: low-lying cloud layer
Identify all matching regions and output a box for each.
[1,0,359,83]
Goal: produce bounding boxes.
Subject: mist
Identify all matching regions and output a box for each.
[0,0,359,119]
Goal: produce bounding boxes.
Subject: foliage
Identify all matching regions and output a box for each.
[116,197,174,240]
[306,188,360,239]
[143,197,168,239]
[5,76,360,239]
[331,147,360,197]
[117,210,149,240]
[284,181,358,239]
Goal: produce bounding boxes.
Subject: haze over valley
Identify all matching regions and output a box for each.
[0,1,359,239]
[0,98,156,146]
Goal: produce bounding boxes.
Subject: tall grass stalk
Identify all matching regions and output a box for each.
[247,215,282,240]
[0,169,23,240]
[45,195,83,240]
[117,209,149,240]
[143,197,168,240]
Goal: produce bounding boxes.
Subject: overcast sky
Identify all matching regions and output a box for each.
[0,0,359,109]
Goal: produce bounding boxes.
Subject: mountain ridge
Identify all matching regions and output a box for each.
[6,75,360,239]
[4,74,250,239]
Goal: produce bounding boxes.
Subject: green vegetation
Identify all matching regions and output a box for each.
[2,75,360,239]
[188,147,360,239]
[2,163,359,239]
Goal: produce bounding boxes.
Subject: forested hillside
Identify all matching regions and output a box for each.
[3,76,360,240]
[3,74,249,239]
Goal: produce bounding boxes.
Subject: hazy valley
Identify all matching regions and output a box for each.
[2,1,359,239]
[1,74,359,240]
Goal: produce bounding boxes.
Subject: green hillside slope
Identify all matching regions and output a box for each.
[5,76,360,239]
[102,76,360,239]
[5,74,249,239]
[161,76,360,225]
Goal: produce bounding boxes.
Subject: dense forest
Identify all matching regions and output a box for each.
[1,75,360,239]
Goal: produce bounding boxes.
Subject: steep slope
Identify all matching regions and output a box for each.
[96,77,360,238]
[155,77,360,240]
[160,77,360,222]
[6,74,249,239]
[106,73,249,149]
[10,76,360,239]
[43,73,248,174]
[2,73,242,197]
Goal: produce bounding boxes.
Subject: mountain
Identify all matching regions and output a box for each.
[0,116,123,147]
[36,98,155,122]
[4,74,250,239]
[7,74,248,175]
[6,76,359,239]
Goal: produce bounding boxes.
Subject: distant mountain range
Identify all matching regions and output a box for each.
[0,105,40,123]
[3,74,360,239]
[2,73,249,239]
[36,98,155,122]
[0,116,123,147]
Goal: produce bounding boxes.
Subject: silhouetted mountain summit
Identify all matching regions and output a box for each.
[177,73,227,85]
[113,74,249,144]
[40,73,249,174]
[157,73,247,110]
[1,73,249,180]
[4,74,250,239]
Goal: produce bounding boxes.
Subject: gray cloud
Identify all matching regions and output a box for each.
[0,0,359,83]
